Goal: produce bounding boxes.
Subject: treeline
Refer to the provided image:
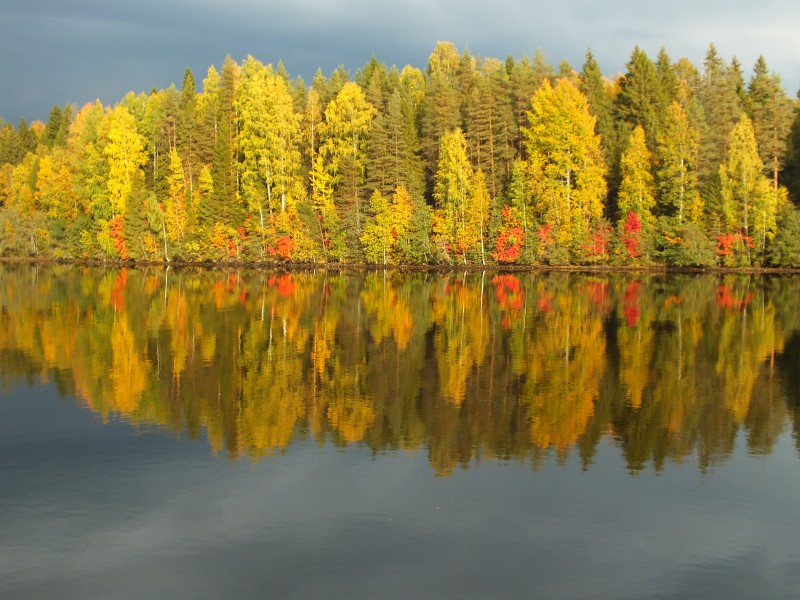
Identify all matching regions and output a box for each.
[3,41,800,267]
[2,265,799,474]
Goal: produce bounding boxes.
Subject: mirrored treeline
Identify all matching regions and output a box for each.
[2,263,799,475]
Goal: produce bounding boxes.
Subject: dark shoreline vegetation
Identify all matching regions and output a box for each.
[3,42,800,268]
[3,255,800,275]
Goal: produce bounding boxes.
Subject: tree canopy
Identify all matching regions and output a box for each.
[2,44,800,267]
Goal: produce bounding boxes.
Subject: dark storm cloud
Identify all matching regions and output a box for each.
[2,0,800,123]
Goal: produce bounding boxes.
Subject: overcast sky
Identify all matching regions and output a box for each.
[2,0,800,124]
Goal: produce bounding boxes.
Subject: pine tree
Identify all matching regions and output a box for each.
[196,64,221,169]
[746,56,794,189]
[698,44,746,194]
[55,104,73,147]
[145,87,180,203]
[178,68,198,194]
[18,118,38,156]
[465,58,515,202]
[43,105,63,149]
[558,59,577,83]
[655,48,679,120]
[211,56,241,228]
[580,50,618,209]
[364,70,394,199]
[508,56,537,159]
[781,96,800,203]
[616,47,661,149]
[123,172,152,260]
[420,42,463,197]
[1,119,38,165]
[531,49,555,87]
[0,122,17,166]
[386,87,425,200]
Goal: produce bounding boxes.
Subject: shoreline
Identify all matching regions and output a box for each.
[2,255,799,275]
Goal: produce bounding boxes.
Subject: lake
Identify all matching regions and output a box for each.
[1,264,800,599]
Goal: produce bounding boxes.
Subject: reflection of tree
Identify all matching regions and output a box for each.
[108,316,150,414]
[432,273,489,405]
[514,276,605,455]
[325,364,375,443]
[2,264,800,475]
[361,271,414,350]
[714,278,778,422]
[238,279,308,457]
[611,276,713,471]
[617,279,652,410]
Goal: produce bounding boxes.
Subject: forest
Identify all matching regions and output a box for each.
[2,41,800,267]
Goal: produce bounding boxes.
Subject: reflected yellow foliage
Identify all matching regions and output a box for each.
[518,281,604,452]
[108,316,150,416]
[1,265,799,474]
[361,272,414,350]
[433,276,489,404]
[618,280,654,409]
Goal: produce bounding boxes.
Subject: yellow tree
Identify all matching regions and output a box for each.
[303,87,323,186]
[163,147,188,256]
[469,169,491,265]
[719,116,784,264]
[361,190,393,264]
[361,185,415,264]
[35,150,76,221]
[237,57,304,254]
[101,105,147,219]
[617,125,656,261]
[524,78,607,261]
[310,153,340,260]
[318,81,377,260]
[433,129,477,264]
[88,105,148,258]
[389,184,414,261]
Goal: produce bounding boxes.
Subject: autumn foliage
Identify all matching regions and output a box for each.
[492,207,524,263]
[621,211,642,258]
[0,42,796,267]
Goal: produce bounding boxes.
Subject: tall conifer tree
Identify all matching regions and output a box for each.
[746,56,794,189]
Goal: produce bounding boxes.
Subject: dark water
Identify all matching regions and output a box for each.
[1,264,800,599]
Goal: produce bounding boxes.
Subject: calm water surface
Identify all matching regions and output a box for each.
[1,264,800,599]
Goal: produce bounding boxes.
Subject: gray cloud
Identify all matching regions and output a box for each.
[2,0,800,123]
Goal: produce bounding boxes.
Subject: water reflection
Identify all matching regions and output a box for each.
[2,264,799,475]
